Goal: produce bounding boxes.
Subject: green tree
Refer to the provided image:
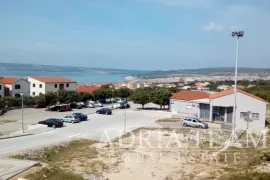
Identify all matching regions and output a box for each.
[78,92,94,102]
[57,90,69,104]
[5,96,21,107]
[44,92,58,106]
[116,87,133,98]
[93,85,114,100]
[23,96,35,106]
[131,88,150,108]
[66,91,80,104]
[33,94,46,107]
[151,87,172,109]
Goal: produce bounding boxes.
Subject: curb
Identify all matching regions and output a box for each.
[0,133,34,140]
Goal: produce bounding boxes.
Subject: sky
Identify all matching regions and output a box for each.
[0,0,270,70]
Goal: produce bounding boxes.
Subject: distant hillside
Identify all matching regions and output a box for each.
[134,67,270,78]
[0,63,148,75]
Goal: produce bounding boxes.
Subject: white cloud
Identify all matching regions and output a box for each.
[202,22,223,31]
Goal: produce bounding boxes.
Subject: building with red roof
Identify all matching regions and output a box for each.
[170,89,268,131]
[76,85,100,94]
[0,77,30,98]
[27,76,77,96]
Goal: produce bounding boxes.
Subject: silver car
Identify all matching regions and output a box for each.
[182,117,209,129]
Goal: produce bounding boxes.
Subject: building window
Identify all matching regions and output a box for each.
[15,94,20,98]
[0,85,1,90]
[252,113,259,120]
[39,84,42,88]
[55,84,57,88]
[33,83,35,87]
[15,84,21,89]
[0,95,1,98]
[240,112,248,119]
[66,84,69,87]
[32,92,35,96]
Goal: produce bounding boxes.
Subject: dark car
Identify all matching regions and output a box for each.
[38,118,63,128]
[72,113,88,121]
[70,103,83,109]
[96,108,112,115]
[98,99,106,104]
[119,103,130,109]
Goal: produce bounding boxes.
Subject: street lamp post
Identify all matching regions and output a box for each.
[20,93,24,133]
[124,106,127,133]
[111,89,114,107]
[231,31,244,143]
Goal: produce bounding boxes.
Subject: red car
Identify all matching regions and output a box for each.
[64,105,72,111]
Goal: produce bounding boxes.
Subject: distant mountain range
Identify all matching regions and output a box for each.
[0,63,148,75]
[133,67,270,78]
[1,63,270,79]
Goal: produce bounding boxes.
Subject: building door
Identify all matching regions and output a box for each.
[59,84,64,90]
[227,107,233,123]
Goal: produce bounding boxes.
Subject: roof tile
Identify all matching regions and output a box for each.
[76,85,100,93]
[29,76,76,83]
[170,90,210,101]
[0,77,20,84]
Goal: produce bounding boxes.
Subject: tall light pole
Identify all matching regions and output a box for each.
[231,31,244,143]
[20,93,24,133]
[124,105,127,133]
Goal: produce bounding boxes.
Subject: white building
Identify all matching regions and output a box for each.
[0,77,30,97]
[27,76,77,96]
[0,82,4,99]
[217,85,231,91]
[170,89,268,131]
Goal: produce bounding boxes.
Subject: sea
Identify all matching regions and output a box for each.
[0,69,128,84]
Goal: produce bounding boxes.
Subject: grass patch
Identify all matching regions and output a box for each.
[10,139,98,163]
[156,118,180,122]
[0,119,17,124]
[219,172,270,180]
[26,167,85,180]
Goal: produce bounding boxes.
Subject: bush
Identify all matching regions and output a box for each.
[26,167,85,180]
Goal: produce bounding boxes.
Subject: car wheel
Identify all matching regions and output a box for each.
[106,112,109,115]
[53,125,56,128]
[183,123,187,127]
[71,121,74,124]
[97,111,99,114]
[200,125,204,129]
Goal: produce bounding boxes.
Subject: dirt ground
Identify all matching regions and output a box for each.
[12,126,270,180]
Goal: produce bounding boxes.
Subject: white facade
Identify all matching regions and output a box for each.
[6,79,30,97]
[170,91,268,131]
[27,77,77,96]
[0,82,4,99]
[211,92,267,131]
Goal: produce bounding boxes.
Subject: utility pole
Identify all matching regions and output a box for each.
[231,31,244,144]
[20,93,24,133]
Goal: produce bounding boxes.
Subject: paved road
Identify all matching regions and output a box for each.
[0,109,170,156]
[0,102,161,134]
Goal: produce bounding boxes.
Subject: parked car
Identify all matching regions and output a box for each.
[60,115,80,123]
[117,98,127,104]
[98,99,106,104]
[96,108,112,115]
[38,118,63,128]
[87,103,96,108]
[119,103,130,109]
[64,105,72,111]
[95,102,103,107]
[182,117,208,129]
[70,103,82,109]
[111,103,121,109]
[72,113,88,121]
[47,106,65,112]
[76,102,87,107]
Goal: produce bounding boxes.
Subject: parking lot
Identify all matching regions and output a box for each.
[0,102,164,134]
[0,106,171,156]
